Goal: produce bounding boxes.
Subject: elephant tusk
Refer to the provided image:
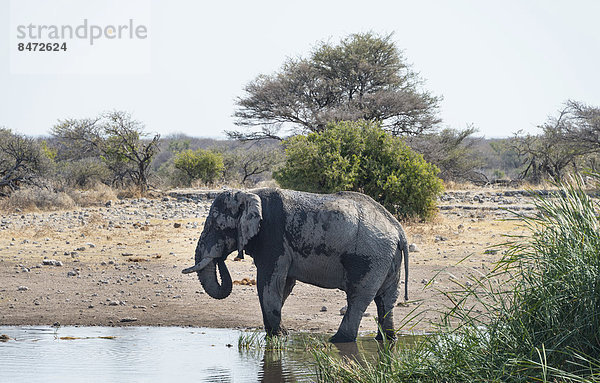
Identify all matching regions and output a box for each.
[181,257,213,274]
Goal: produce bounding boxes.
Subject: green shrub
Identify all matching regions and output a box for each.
[492,169,506,179]
[274,120,443,219]
[173,149,224,185]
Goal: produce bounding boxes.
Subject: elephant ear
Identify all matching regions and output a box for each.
[237,192,262,255]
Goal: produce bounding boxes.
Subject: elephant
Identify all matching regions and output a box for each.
[182,188,409,343]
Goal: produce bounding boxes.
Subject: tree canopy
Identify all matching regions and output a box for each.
[229,32,440,140]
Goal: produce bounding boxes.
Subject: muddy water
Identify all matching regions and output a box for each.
[0,326,392,382]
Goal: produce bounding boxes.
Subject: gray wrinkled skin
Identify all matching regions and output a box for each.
[183,188,409,343]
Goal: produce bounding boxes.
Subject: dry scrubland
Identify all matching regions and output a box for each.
[0,187,536,335]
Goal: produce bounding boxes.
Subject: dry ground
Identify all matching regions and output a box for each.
[0,188,533,336]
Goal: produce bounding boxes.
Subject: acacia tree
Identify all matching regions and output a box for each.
[555,100,600,151]
[0,128,46,194]
[223,142,284,185]
[510,102,594,182]
[229,32,440,140]
[52,111,160,193]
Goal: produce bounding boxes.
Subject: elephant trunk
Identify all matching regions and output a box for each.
[197,259,232,300]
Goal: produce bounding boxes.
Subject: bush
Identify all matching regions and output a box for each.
[173,149,224,186]
[66,183,117,207]
[58,158,112,188]
[274,121,443,219]
[0,129,47,194]
[1,187,75,211]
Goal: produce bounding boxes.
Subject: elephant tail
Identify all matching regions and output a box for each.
[399,240,409,301]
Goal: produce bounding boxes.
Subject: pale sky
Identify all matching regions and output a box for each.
[1,0,599,138]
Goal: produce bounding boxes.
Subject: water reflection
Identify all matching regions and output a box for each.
[0,326,416,382]
[259,351,287,383]
[203,367,233,383]
[333,341,361,362]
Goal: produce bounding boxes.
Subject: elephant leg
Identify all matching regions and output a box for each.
[374,284,399,341]
[278,277,296,335]
[330,291,375,343]
[374,266,401,341]
[282,277,296,305]
[257,268,289,337]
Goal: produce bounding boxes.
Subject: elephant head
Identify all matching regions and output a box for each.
[182,191,262,299]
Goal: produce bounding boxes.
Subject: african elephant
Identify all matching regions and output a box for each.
[182,188,409,343]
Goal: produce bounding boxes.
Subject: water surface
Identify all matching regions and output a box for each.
[0,326,390,382]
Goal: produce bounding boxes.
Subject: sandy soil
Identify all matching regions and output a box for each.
[0,188,534,336]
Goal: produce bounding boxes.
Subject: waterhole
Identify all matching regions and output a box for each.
[0,326,412,382]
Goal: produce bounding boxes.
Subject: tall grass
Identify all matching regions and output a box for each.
[313,177,600,382]
[238,331,287,352]
[237,330,331,353]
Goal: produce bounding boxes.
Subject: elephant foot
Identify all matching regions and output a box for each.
[329,333,356,343]
[375,330,397,341]
[265,326,287,338]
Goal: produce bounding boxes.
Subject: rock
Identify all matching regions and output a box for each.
[484,249,498,255]
[42,259,63,266]
[17,286,28,291]
[434,236,448,242]
[409,243,419,252]
[67,271,78,277]
[173,223,182,228]
[320,306,327,312]
[120,317,138,323]
[339,305,347,315]
[108,300,120,306]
